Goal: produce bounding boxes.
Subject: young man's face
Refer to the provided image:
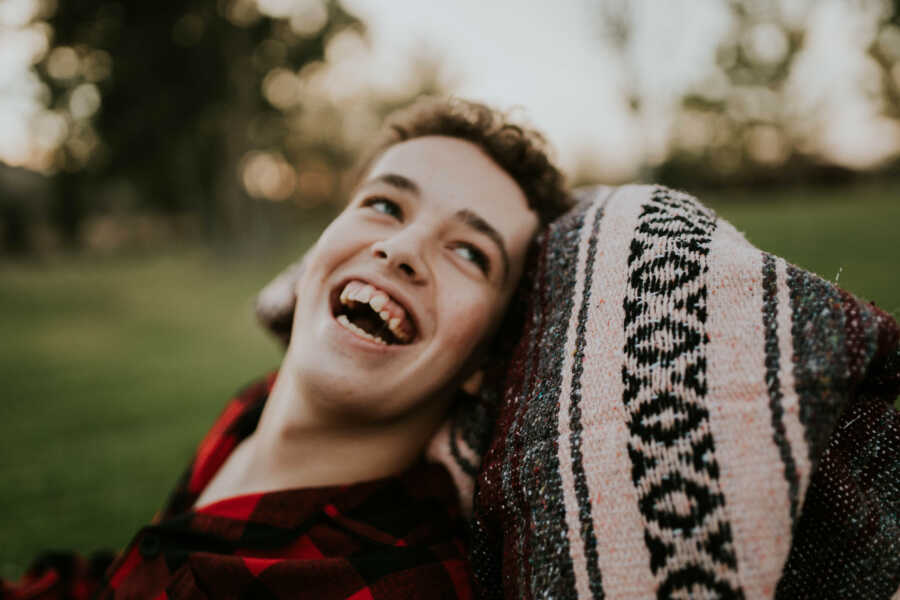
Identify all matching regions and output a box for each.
[287,135,539,422]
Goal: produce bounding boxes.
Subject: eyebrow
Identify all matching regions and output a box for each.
[367,173,420,195]
[363,172,510,282]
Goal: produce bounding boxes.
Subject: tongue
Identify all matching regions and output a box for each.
[349,311,384,337]
[345,302,398,342]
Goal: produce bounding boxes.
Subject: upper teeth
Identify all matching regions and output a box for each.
[338,280,414,343]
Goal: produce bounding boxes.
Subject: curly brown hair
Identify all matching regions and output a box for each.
[350,97,572,227]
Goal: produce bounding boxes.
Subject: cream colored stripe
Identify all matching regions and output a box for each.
[565,185,656,598]
[890,582,900,600]
[704,224,792,596]
[555,193,606,600]
[775,256,812,508]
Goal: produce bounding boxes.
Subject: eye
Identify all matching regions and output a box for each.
[451,243,491,275]
[362,196,403,220]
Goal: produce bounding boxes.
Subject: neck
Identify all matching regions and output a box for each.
[238,366,448,492]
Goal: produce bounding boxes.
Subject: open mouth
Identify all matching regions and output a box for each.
[330,280,418,346]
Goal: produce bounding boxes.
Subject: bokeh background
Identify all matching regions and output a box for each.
[1,0,899,575]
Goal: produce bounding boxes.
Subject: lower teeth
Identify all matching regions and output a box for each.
[337,314,388,345]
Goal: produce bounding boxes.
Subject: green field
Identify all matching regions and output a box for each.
[1,181,898,578]
[704,179,900,318]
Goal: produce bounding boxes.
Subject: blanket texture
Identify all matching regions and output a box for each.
[468,185,900,599]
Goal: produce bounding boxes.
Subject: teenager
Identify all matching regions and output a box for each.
[4,97,570,600]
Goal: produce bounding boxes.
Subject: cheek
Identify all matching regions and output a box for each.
[302,220,366,280]
[311,222,352,265]
[437,291,496,353]
[291,232,353,315]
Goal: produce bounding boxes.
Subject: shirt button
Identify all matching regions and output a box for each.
[139,533,162,558]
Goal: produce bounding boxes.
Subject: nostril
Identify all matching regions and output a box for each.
[372,243,418,279]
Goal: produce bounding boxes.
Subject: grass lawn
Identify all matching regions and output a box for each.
[1,181,898,577]
[704,178,900,319]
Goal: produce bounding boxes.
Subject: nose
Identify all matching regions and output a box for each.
[371,234,429,284]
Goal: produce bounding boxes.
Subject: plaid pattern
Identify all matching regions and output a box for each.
[2,552,114,600]
[5,373,472,600]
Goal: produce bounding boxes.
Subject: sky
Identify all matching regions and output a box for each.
[341,0,726,178]
[339,0,899,177]
[1,0,898,179]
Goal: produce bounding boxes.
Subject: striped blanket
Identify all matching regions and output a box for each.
[458,185,900,599]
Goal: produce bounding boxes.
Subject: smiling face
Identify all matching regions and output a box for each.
[285,136,539,423]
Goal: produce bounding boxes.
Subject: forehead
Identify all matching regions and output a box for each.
[364,136,538,253]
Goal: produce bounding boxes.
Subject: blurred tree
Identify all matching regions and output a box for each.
[589,0,900,187]
[4,0,441,253]
[33,0,364,248]
[660,0,900,186]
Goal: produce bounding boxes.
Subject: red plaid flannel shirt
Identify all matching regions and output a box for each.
[5,373,473,600]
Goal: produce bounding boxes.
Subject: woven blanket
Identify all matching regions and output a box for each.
[469,185,900,599]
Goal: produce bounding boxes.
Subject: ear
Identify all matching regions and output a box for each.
[461,369,484,396]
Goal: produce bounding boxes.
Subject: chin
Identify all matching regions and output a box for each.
[283,316,457,424]
[283,354,395,421]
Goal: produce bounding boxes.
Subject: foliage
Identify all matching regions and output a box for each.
[39,1,354,242]
[591,0,900,186]
[663,0,900,186]
[2,0,441,253]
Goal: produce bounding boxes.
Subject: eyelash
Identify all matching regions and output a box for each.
[452,243,491,274]
[362,196,403,219]
[362,195,490,275]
